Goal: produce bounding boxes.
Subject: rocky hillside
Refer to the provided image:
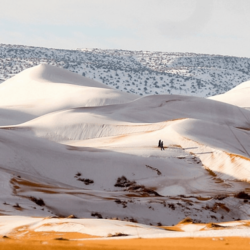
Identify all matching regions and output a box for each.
[1,43,250,97]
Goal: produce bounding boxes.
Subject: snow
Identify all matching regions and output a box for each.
[210,80,250,108]
[0,217,41,235]
[31,218,165,237]
[179,224,206,232]
[0,64,136,125]
[0,64,250,226]
[1,216,250,240]
[1,44,250,98]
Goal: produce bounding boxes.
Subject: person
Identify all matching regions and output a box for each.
[158,139,161,147]
[161,141,164,151]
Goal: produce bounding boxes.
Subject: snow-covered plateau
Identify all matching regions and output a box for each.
[0,61,250,238]
[1,44,250,97]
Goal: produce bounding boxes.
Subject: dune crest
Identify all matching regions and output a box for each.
[210,80,250,108]
[0,64,137,125]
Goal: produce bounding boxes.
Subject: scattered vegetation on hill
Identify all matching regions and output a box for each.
[1,44,250,97]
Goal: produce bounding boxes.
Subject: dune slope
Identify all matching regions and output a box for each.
[0,64,137,125]
[210,80,250,109]
[0,65,250,226]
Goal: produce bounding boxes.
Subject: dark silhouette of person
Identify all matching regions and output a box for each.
[158,139,161,147]
[161,141,164,150]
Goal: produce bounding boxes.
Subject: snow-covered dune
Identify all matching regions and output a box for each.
[210,80,250,108]
[2,216,250,240]
[14,94,250,144]
[0,65,250,226]
[0,64,137,125]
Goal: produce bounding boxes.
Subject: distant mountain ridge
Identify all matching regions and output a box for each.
[1,43,250,97]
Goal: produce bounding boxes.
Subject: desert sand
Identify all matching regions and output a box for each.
[1,236,250,250]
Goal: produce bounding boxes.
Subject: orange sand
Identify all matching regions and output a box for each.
[1,237,250,250]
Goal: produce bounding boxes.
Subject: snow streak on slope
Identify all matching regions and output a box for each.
[1,44,250,97]
[0,65,250,226]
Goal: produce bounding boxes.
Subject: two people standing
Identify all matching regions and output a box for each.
[158,139,164,150]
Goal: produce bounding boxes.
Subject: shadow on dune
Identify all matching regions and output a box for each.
[0,107,35,126]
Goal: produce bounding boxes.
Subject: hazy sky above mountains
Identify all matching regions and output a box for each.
[1,0,250,57]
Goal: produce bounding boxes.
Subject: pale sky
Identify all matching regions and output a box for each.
[1,0,250,57]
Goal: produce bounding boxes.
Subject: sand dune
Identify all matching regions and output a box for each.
[1,216,250,240]
[210,80,250,108]
[0,64,136,125]
[0,65,250,231]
